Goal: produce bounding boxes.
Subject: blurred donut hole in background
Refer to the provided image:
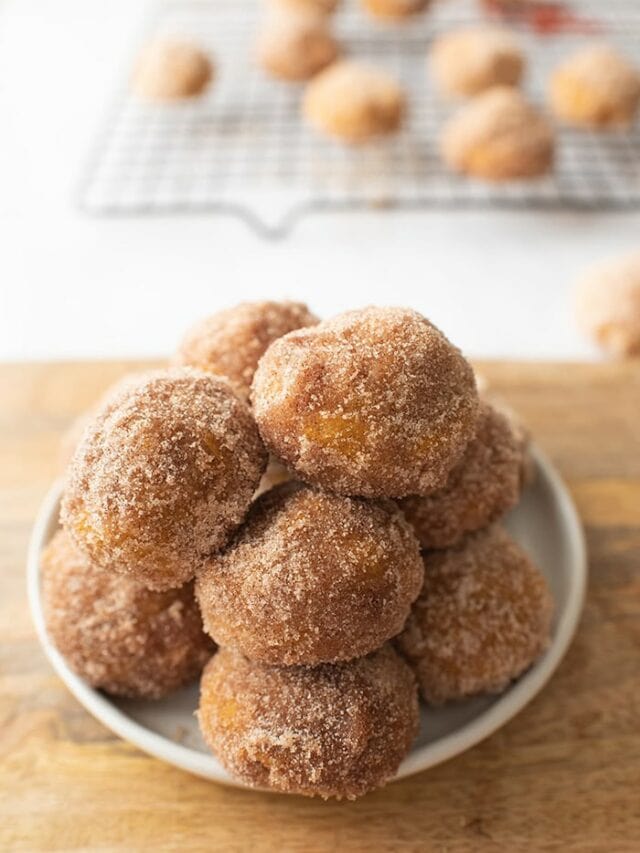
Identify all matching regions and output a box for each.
[78,0,640,240]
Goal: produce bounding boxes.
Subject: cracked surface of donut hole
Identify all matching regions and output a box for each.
[400,401,524,549]
[175,301,318,401]
[396,525,553,704]
[41,530,215,699]
[61,368,267,591]
[195,482,424,665]
[254,456,294,498]
[198,645,419,799]
[251,306,479,498]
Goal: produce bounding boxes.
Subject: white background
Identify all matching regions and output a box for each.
[1,0,638,363]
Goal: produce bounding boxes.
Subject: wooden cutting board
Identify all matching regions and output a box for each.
[1,360,639,853]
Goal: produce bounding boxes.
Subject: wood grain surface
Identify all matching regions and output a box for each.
[1,360,639,853]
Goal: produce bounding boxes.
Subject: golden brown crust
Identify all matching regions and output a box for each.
[303,61,405,143]
[251,307,479,497]
[267,0,340,14]
[574,252,640,357]
[397,526,553,704]
[198,645,419,799]
[400,401,524,549]
[196,482,424,664]
[430,27,524,98]
[41,530,214,699]
[62,368,267,591]
[132,39,213,100]
[256,12,339,81]
[549,45,640,129]
[441,86,554,181]
[361,0,430,20]
[175,301,318,401]
[58,373,156,474]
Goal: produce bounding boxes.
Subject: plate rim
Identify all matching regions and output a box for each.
[27,445,587,789]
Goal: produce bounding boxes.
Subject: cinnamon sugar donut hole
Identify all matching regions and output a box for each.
[400,401,524,550]
[361,0,430,20]
[430,27,525,98]
[196,482,424,665]
[41,530,214,699]
[257,11,339,82]
[58,373,155,473]
[252,307,479,498]
[175,301,318,401]
[132,38,213,101]
[575,252,640,358]
[397,526,553,704]
[198,645,419,799]
[549,45,640,130]
[62,369,267,591]
[441,87,554,180]
[267,0,340,15]
[303,61,406,143]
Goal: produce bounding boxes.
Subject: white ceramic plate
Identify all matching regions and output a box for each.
[28,446,586,790]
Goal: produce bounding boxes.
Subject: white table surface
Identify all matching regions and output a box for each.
[2,0,638,363]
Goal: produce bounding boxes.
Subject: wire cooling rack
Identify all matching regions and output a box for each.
[78,0,640,236]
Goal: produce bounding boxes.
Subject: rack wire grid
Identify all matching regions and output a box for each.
[78,0,640,237]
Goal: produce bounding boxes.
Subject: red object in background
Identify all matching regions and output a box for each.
[481,1,603,35]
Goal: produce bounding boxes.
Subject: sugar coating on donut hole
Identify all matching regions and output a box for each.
[441,86,554,181]
[196,482,424,665]
[175,301,318,401]
[549,45,640,129]
[479,387,535,487]
[574,252,640,358]
[430,27,525,98]
[62,369,267,591]
[198,645,419,799]
[361,0,430,20]
[400,401,524,550]
[41,530,214,699]
[267,0,340,15]
[58,372,160,473]
[303,61,406,143]
[397,525,553,704]
[251,307,479,498]
[132,38,213,100]
[256,9,339,82]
